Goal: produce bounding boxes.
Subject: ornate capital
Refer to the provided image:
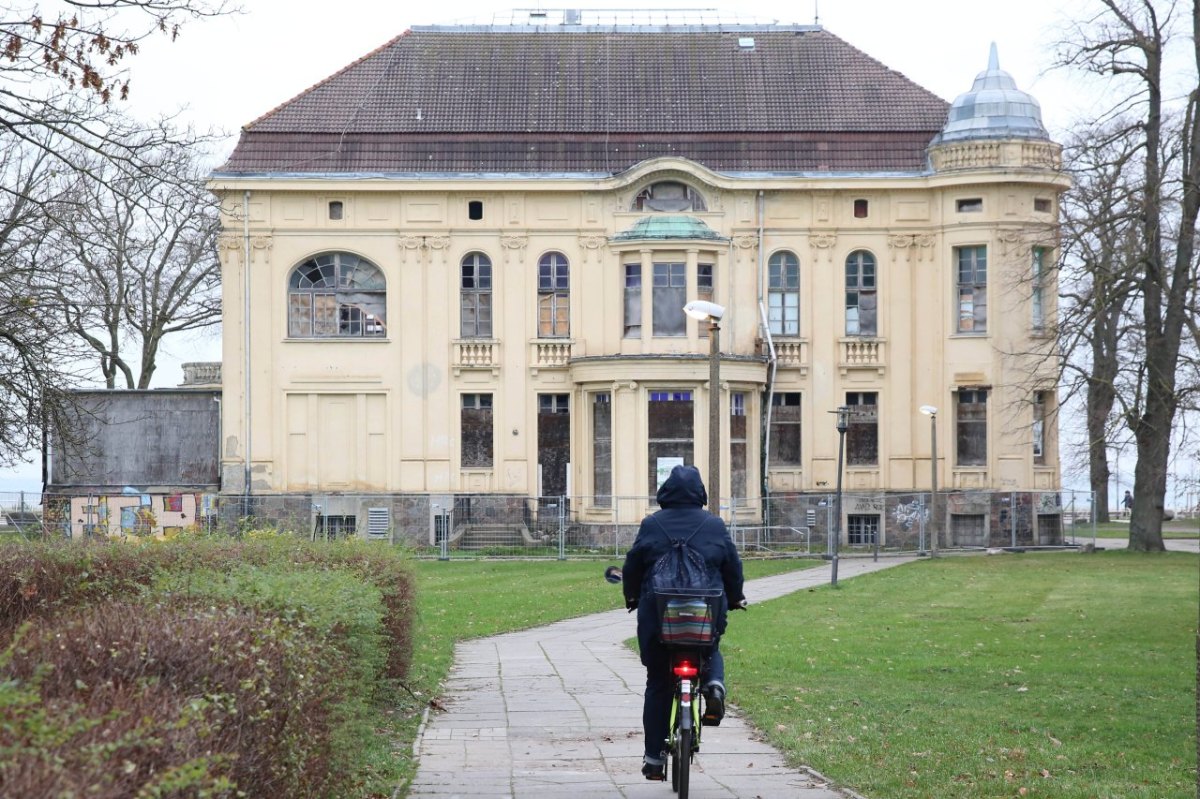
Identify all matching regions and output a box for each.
[732,234,758,250]
[579,235,607,250]
[217,235,242,252]
[500,234,528,250]
[398,235,424,250]
[250,236,273,251]
[809,233,837,250]
[425,236,451,250]
[887,234,914,250]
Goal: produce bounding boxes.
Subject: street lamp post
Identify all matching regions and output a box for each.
[684,301,726,516]
[920,405,938,556]
[832,405,851,586]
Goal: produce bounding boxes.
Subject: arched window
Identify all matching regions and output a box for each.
[537,252,569,337]
[845,250,877,336]
[767,251,800,336]
[461,252,493,338]
[288,252,386,338]
[632,181,707,212]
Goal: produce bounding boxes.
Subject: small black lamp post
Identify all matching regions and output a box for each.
[831,405,851,586]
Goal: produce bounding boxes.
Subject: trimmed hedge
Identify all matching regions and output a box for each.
[0,538,416,798]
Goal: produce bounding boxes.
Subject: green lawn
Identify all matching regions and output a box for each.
[727,552,1199,799]
[391,556,822,791]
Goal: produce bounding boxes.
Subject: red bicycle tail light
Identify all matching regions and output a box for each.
[673,660,699,678]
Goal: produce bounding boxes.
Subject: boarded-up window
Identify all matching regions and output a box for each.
[956,246,987,333]
[845,250,877,336]
[769,392,802,466]
[847,514,879,545]
[730,392,747,499]
[592,393,612,507]
[461,252,493,338]
[698,263,714,338]
[288,252,386,338]
[846,392,878,466]
[538,252,570,337]
[624,264,642,338]
[653,262,686,337]
[767,251,800,336]
[537,394,570,497]
[956,389,988,466]
[951,513,986,546]
[648,391,694,494]
[461,393,493,468]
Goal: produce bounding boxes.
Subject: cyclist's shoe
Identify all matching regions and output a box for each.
[701,682,725,726]
[641,758,666,781]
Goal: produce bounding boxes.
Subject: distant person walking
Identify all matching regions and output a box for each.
[1122,490,1134,511]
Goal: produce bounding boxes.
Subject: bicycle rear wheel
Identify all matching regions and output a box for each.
[673,727,691,797]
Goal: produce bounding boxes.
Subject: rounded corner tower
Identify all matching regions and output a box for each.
[929,43,1062,172]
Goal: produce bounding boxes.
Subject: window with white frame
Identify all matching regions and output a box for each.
[956,246,988,333]
[460,252,493,338]
[768,251,800,336]
[1031,246,1047,331]
[537,252,569,337]
[845,250,877,336]
[288,252,386,338]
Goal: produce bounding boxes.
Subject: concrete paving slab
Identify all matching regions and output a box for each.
[407,556,910,798]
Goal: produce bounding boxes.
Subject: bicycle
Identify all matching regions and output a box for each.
[606,567,740,798]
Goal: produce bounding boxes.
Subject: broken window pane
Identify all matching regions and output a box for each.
[1033,390,1049,465]
[538,252,570,337]
[461,393,494,468]
[652,262,686,337]
[632,181,707,212]
[288,252,386,338]
[956,389,988,465]
[768,251,800,335]
[461,252,493,338]
[769,392,802,466]
[846,392,878,466]
[624,264,641,338]
[698,263,714,338]
[845,250,877,336]
[956,246,987,333]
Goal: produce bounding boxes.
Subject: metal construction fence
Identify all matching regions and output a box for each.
[1,488,1099,558]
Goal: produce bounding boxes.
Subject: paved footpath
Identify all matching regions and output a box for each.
[406,557,913,799]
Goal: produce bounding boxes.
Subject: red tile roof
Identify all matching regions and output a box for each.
[219,26,950,175]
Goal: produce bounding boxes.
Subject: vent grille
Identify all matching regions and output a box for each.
[367,507,391,538]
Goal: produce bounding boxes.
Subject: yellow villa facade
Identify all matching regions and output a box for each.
[210,17,1067,547]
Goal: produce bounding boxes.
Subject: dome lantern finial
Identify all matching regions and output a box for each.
[932,43,1049,144]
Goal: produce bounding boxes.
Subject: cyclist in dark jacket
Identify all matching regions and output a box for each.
[622,464,745,780]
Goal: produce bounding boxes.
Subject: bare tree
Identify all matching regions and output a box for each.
[1056,0,1200,550]
[0,135,92,468]
[44,136,221,388]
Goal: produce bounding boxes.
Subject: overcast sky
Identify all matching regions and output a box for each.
[5,1,1196,502]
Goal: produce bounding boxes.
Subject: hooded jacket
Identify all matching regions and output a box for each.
[622,465,745,637]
